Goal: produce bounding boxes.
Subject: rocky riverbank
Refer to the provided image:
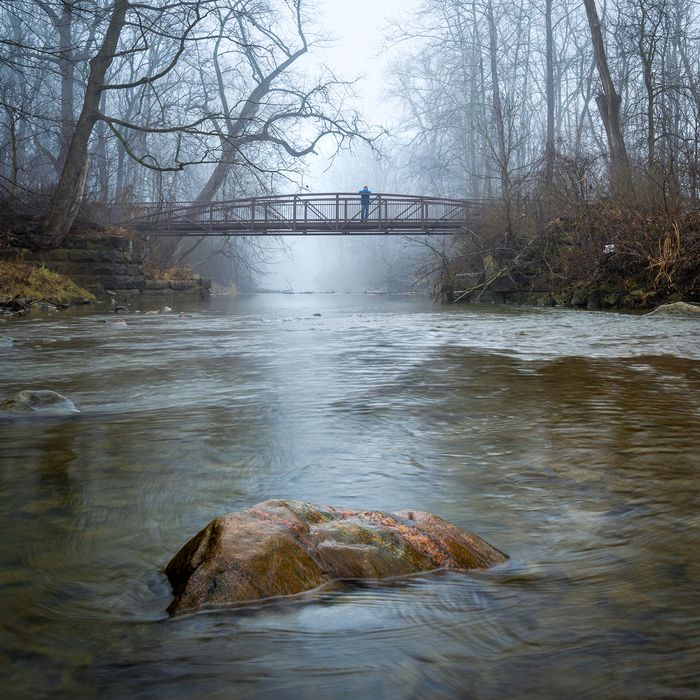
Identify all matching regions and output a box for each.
[440,202,700,310]
[1,232,211,310]
[443,258,699,310]
[0,260,95,314]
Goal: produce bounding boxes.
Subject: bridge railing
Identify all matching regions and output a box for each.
[113,193,474,232]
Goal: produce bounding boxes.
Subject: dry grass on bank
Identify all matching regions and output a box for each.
[0,260,95,304]
[552,204,700,302]
[447,197,700,307]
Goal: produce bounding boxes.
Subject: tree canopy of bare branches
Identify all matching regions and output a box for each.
[387,0,700,205]
[0,0,379,248]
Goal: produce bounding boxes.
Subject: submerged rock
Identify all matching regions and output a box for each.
[165,499,507,614]
[0,389,79,414]
[646,301,700,317]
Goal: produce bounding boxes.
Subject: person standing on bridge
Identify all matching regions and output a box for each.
[359,185,371,220]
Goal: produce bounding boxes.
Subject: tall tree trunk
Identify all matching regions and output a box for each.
[575,56,596,154]
[471,0,486,196]
[582,0,632,194]
[194,14,308,204]
[57,2,76,172]
[482,81,494,198]
[42,0,128,248]
[486,0,510,199]
[195,153,236,205]
[544,0,555,185]
[4,105,19,196]
[95,93,110,204]
[642,55,655,168]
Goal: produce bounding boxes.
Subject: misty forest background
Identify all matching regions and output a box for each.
[1,0,699,301]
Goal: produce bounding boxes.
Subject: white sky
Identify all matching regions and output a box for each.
[264,0,420,290]
[298,0,418,190]
[310,0,411,122]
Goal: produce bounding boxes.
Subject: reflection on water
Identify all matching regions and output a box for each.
[1,295,699,699]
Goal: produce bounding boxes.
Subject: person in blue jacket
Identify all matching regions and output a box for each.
[358,185,371,220]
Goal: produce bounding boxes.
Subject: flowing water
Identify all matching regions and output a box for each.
[1,294,699,699]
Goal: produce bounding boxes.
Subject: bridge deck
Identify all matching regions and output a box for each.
[114,193,481,236]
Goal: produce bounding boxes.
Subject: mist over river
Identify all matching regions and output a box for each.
[1,294,699,699]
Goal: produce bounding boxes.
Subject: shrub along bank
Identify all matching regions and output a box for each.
[440,199,700,309]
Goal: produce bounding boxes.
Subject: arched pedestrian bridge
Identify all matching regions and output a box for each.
[114,193,484,237]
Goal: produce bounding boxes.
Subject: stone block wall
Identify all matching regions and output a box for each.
[1,235,144,294]
[1,235,210,299]
[144,278,212,295]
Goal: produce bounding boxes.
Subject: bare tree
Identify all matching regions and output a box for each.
[0,0,378,255]
[42,0,128,247]
[544,0,555,185]
[583,0,632,192]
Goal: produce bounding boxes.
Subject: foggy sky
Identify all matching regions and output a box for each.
[302,0,417,191]
[263,0,418,291]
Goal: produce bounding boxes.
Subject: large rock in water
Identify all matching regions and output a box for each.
[646,301,700,317]
[0,389,79,414]
[165,500,508,614]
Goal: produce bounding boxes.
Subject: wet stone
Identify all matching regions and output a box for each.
[165,499,508,614]
[646,301,700,317]
[0,390,79,414]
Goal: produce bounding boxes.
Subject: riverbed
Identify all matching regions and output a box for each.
[1,294,699,699]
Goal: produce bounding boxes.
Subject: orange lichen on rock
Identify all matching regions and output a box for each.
[165,499,508,615]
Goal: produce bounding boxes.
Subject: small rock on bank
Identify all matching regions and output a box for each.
[165,499,508,614]
[646,301,700,317]
[0,390,79,414]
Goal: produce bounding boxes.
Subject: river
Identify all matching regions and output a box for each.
[1,293,699,699]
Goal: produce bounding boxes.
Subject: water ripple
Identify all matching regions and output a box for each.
[1,295,699,699]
